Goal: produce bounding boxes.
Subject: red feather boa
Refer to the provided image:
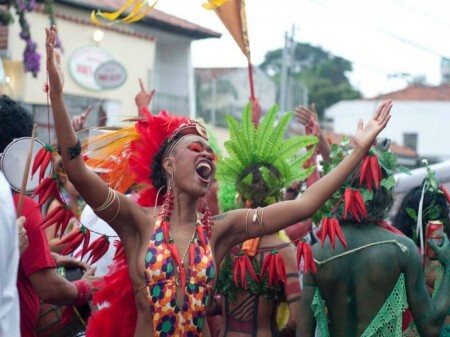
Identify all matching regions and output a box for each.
[86,257,136,337]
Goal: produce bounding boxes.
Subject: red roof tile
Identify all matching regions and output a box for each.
[371,84,450,101]
[58,0,221,39]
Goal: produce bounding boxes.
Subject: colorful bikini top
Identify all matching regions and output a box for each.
[144,212,216,336]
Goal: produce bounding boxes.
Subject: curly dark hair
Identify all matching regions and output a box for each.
[237,163,282,208]
[332,163,394,225]
[0,95,33,153]
[150,134,184,194]
[392,185,450,243]
[336,184,394,225]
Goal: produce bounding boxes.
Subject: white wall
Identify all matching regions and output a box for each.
[325,100,450,160]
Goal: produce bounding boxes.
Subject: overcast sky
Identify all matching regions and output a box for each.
[157,0,450,98]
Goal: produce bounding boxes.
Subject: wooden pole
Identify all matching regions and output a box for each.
[16,124,37,216]
[247,60,255,101]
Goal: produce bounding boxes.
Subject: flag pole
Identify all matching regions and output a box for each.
[248,59,255,101]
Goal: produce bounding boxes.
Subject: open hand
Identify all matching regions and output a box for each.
[81,266,101,295]
[429,233,450,268]
[294,103,320,136]
[45,26,64,97]
[72,105,92,132]
[135,78,155,111]
[354,100,392,151]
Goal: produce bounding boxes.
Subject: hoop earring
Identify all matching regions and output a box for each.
[153,185,166,216]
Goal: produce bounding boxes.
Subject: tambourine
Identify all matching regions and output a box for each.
[0,137,52,194]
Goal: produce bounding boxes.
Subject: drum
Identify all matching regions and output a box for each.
[0,137,52,194]
[36,267,91,337]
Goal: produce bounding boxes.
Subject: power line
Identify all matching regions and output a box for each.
[309,0,449,59]
[390,0,450,31]
[376,27,445,58]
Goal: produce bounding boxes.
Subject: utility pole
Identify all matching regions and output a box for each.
[279,25,296,112]
[210,79,216,126]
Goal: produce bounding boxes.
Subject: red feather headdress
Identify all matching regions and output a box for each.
[83,107,207,206]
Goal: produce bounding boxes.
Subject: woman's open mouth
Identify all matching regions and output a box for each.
[195,160,213,183]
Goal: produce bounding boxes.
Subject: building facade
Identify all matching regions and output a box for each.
[0,0,219,142]
[325,84,450,163]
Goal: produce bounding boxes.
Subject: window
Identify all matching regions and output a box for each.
[403,133,418,151]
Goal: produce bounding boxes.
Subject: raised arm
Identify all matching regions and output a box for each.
[135,78,155,115]
[294,103,331,188]
[71,105,92,132]
[405,234,450,336]
[219,101,392,248]
[294,103,331,163]
[45,27,139,238]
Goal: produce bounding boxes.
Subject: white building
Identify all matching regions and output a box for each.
[324,84,450,163]
[195,66,309,128]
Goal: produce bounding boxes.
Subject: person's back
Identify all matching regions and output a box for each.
[311,224,411,337]
[220,234,298,337]
[298,145,450,337]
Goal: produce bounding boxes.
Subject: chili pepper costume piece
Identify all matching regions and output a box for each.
[144,211,215,336]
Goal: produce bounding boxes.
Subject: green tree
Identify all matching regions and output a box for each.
[260,43,361,119]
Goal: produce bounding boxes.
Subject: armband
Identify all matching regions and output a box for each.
[67,138,82,160]
[72,280,90,307]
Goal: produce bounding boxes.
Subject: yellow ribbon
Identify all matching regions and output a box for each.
[202,0,234,10]
[91,0,158,25]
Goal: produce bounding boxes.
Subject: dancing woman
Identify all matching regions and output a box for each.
[45,26,391,337]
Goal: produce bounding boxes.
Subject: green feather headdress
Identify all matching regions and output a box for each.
[216,104,318,209]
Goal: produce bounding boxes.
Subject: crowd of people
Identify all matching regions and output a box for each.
[0,25,449,337]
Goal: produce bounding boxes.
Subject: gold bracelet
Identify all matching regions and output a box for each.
[105,191,121,223]
[92,188,115,212]
[252,207,266,236]
[245,208,251,240]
